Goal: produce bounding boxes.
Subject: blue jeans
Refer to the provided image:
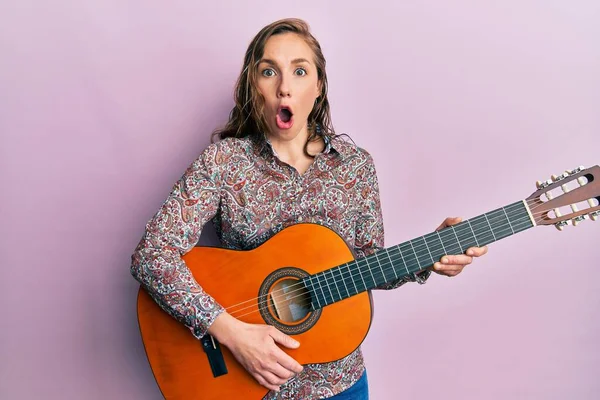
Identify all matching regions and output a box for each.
[328,370,369,400]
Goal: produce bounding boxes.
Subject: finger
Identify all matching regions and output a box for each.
[440,255,472,266]
[433,263,464,274]
[436,216,462,231]
[466,246,488,257]
[255,374,281,392]
[269,327,300,349]
[261,370,288,386]
[273,347,304,374]
[443,269,463,277]
[267,362,296,380]
[433,263,465,274]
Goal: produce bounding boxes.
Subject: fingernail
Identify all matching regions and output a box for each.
[467,250,474,256]
[442,257,448,264]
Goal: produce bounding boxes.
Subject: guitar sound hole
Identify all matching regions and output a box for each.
[258,267,321,334]
[269,279,311,323]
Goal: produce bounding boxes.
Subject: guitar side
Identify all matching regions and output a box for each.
[137,223,374,400]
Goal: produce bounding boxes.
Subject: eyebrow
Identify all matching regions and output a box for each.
[259,58,312,66]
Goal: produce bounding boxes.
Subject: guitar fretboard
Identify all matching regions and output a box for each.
[303,200,534,309]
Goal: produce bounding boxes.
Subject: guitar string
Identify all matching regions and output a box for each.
[229,212,537,320]
[224,201,543,318]
[222,196,561,315]
[225,198,580,318]
[224,197,591,318]
[226,200,592,316]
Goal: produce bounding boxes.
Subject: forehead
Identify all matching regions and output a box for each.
[261,32,315,63]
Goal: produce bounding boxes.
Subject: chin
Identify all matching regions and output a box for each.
[269,126,302,139]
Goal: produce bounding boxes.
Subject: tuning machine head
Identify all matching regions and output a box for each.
[554,220,569,231]
[590,210,600,221]
[536,179,552,189]
[536,166,586,189]
[551,172,569,182]
[569,166,585,175]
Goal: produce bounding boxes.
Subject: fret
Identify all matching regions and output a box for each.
[328,269,341,302]
[422,236,435,265]
[395,244,416,277]
[346,262,358,295]
[450,225,463,251]
[392,246,410,275]
[423,232,445,264]
[314,274,326,306]
[466,220,480,247]
[455,222,478,250]
[374,252,389,284]
[482,213,497,242]
[435,231,448,255]
[488,208,514,240]
[437,228,461,255]
[306,276,322,310]
[356,263,367,293]
[317,273,333,305]
[363,257,378,288]
[408,240,423,270]
[508,202,534,233]
[470,215,495,245]
[414,236,434,269]
[339,264,351,298]
[502,207,515,235]
[381,249,398,280]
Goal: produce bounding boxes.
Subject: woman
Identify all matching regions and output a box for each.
[130,18,487,400]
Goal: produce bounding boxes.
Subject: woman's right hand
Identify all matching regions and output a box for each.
[207,312,304,392]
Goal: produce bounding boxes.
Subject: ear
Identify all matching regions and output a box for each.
[316,79,323,100]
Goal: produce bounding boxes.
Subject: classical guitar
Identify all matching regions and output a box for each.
[137,165,600,400]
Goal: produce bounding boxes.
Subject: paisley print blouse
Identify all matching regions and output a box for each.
[130,135,430,399]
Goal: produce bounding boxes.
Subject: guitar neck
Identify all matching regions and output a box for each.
[305,200,535,309]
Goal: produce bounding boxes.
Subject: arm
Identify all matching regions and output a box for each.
[130,144,304,392]
[353,153,431,290]
[130,146,224,339]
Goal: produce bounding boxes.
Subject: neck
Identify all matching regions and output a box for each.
[267,127,309,161]
[304,200,536,310]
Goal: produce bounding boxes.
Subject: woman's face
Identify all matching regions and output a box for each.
[256,32,321,143]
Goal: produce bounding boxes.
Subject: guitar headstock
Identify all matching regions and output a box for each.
[526,165,600,230]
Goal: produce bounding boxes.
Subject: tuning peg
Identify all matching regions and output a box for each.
[591,211,600,221]
[569,166,585,175]
[572,215,587,226]
[552,172,570,182]
[536,179,552,189]
[555,220,569,231]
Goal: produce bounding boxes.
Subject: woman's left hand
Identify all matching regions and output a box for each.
[429,217,488,277]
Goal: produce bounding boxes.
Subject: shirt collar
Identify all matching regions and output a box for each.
[256,133,345,159]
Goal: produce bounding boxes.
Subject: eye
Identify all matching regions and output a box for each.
[262,68,276,77]
[295,68,307,76]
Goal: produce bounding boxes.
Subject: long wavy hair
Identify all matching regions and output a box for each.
[211,18,337,156]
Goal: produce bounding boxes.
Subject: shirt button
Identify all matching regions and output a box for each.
[298,216,303,222]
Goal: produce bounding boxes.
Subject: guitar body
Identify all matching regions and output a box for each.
[137,223,374,400]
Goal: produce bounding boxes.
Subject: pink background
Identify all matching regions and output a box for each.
[2,1,599,399]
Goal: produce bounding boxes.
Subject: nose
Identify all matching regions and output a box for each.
[277,74,291,98]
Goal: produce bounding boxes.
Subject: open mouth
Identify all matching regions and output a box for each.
[278,106,293,122]
[276,105,294,129]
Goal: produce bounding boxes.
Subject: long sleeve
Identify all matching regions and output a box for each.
[130,146,224,339]
[353,152,430,290]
